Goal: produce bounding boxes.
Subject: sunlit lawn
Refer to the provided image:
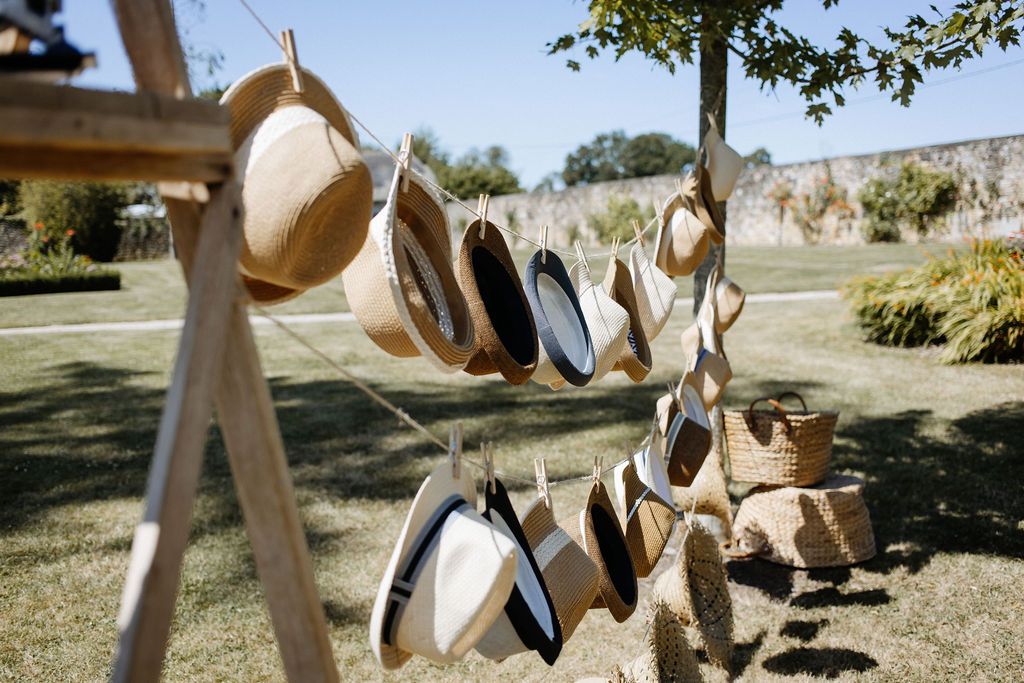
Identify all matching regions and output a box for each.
[1,243,1021,681]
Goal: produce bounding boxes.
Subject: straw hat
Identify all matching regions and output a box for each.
[671,438,734,544]
[652,517,733,669]
[222,63,373,304]
[731,474,877,568]
[628,435,673,510]
[654,189,709,278]
[613,460,676,578]
[526,250,596,387]
[559,478,637,622]
[603,256,652,383]
[519,496,600,642]
[620,600,701,683]
[664,380,712,487]
[369,462,518,670]
[690,348,732,411]
[457,219,538,384]
[692,162,725,244]
[343,164,475,372]
[704,114,743,202]
[629,242,677,341]
[475,478,562,665]
[714,275,746,334]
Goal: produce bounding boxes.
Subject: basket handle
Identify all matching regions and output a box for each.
[747,397,793,433]
[720,539,770,559]
[775,391,808,412]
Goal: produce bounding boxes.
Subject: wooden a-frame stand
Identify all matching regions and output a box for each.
[0,2,337,680]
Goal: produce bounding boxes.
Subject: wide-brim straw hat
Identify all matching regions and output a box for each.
[629,242,677,341]
[457,219,538,384]
[714,275,746,334]
[613,460,676,578]
[559,480,637,623]
[665,381,712,487]
[519,496,600,643]
[692,348,732,410]
[631,436,674,510]
[475,479,562,665]
[603,256,652,383]
[223,63,373,304]
[692,162,725,244]
[654,190,709,278]
[369,462,518,670]
[343,165,475,372]
[525,250,595,387]
[651,516,733,669]
[704,115,744,202]
[731,474,877,568]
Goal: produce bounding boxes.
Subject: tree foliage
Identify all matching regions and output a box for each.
[587,193,656,243]
[549,1,1024,123]
[18,181,131,262]
[859,162,957,241]
[743,147,772,167]
[563,129,696,186]
[407,128,522,198]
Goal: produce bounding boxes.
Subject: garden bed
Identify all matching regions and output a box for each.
[0,271,121,297]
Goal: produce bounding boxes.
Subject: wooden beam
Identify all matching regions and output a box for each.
[112,182,244,683]
[0,146,231,183]
[109,0,191,98]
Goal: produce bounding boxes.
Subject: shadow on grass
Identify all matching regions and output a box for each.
[762,646,878,678]
[779,619,829,642]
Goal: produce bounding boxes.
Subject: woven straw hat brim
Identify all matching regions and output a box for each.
[665,412,711,487]
[714,276,746,334]
[343,167,475,372]
[559,482,637,623]
[654,192,709,278]
[619,461,675,578]
[704,123,744,202]
[520,497,600,643]
[693,349,732,410]
[693,162,725,244]
[525,251,595,387]
[369,463,518,669]
[457,220,538,384]
[629,243,677,341]
[223,63,371,304]
[603,258,652,383]
[475,480,562,665]
[733,474,876,568]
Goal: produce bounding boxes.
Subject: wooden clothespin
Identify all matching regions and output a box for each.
[477,194,490,238]
[482,442,496,494]
[655,200,666,228]
[448,423,462,480]
[632,219,645,248]
[668,380,685,413]
[279,29,303,93]
[591,456,603,490]
[674,176,686,197]
[574,240,590,273]
[611,236,620,261]
[540,225,549,264]
[398,133,413,193]
[534,458,552,511]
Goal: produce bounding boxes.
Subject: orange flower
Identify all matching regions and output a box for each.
[66,229,75,236]
[35,222,43,230]
[42,236,50,243]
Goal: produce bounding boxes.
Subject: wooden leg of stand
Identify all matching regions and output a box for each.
[214,302,339,682]
[112,183,243,683]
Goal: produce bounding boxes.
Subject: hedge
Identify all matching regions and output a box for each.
[0,271,121,297]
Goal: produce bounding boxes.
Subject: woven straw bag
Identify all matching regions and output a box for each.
[724,392,838,487]
[730,474,877,568]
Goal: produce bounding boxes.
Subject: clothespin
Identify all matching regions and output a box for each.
[477,194,490,238]
[481,442,496,494]
[540,225,549,264]
[398,133,413,193]
[668,380,685,413]
[448,423,462,480]
[591,456,603,490]
[655,201,666,228]
[611,236,620,261]
[674,176,685,197]
[632,220,645,248]
[534,458,552,511]
[574,240,590,273]
[279,29,303,93]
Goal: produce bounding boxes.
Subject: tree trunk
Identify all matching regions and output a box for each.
[693,29,728,315]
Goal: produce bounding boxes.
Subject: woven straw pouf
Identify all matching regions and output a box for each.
[732,473,876,568]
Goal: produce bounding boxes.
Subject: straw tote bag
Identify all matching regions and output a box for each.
[724,392,838,487]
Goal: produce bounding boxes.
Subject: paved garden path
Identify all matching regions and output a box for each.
[0,290,838,336]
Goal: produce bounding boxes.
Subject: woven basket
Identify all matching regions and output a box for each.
[724,392,837,486]
[731,474,876,568]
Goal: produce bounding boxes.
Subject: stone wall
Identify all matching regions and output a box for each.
[448,133,1024,247]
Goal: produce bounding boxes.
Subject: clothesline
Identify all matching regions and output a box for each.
[234,0,660,262]
[252,304,650,490]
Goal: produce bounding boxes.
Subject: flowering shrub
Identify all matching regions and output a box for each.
[0,222,120,296]
[790,168,854,244]
[858,162,956,242]
[842,238,1024,363]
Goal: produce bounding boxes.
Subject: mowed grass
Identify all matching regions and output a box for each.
[0,242,937,329]
[2,244,1022,681]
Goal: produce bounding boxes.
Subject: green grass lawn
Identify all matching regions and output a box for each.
[2,244,1021,681]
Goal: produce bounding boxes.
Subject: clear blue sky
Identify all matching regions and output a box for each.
[61,1,1024,189]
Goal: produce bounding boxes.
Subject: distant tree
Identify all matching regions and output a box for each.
[587,193,656,243]
[562,130,629,186]
[620,132,697,178]
[532,172,564,193]
[743,147,772,167]
[410,126,451,177]
[18,181,131,262]
[438,146,522,198]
